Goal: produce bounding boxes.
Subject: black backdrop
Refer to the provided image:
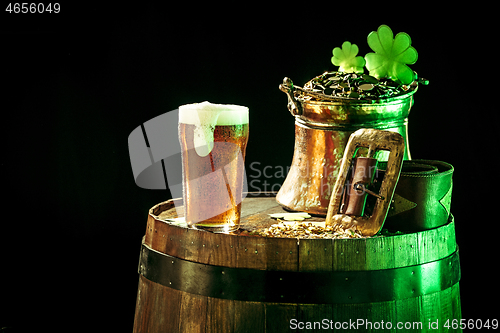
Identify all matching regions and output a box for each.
[2,3,497,332]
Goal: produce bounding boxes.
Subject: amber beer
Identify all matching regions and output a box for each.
[179,102,249,232]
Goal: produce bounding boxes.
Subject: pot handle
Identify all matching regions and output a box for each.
[279,77,302,116]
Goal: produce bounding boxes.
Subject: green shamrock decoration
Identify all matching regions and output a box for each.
[364,25,418,85]
[331,41,366,74]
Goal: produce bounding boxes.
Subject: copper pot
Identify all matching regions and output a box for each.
[276,77,416,215]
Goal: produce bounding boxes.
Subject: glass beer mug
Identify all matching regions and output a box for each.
[178,102,249,233]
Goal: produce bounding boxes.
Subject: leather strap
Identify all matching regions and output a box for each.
[378,160,454,232]
[341,157,378,216]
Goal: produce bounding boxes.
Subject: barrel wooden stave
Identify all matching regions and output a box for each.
[134,275,461,333]
[133,195,461,333]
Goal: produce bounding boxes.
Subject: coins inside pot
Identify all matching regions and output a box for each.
[299,71,419,101]
[359,83,374,91]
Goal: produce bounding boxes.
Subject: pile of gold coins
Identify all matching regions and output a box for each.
[255,220,363,239]
[300,71,418,101]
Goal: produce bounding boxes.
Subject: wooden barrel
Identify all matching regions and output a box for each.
[133,193,461,333]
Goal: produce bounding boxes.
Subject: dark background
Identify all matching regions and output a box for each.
[1,3,496,332]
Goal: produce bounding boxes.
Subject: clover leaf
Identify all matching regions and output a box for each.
[331,41,366,74]
[364,25,418,85]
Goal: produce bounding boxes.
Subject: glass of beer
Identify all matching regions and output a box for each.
[178,101,249,233]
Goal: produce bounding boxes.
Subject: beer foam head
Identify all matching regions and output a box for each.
[179,101,248,156]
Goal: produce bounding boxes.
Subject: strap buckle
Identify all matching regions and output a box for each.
[326,128,405,236]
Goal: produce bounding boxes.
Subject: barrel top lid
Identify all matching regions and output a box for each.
[149,194,452,239]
